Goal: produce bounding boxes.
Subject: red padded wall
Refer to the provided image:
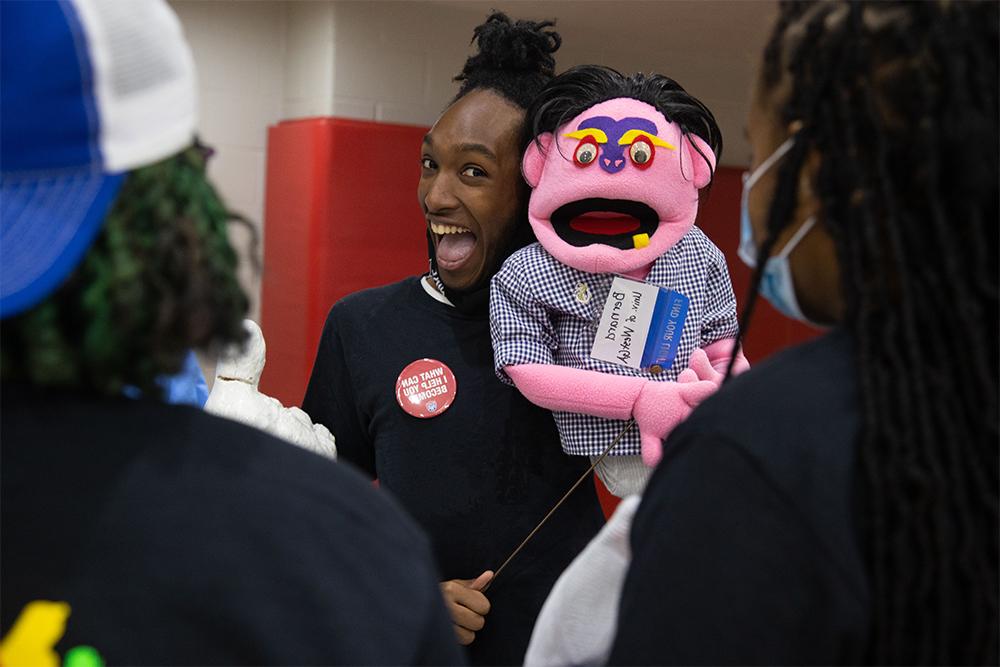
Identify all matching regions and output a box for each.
[697,166,820,362]
[260,117,430,406]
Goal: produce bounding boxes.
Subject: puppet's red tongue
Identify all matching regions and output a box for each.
[436,232,476,266]
[569,212,640,235]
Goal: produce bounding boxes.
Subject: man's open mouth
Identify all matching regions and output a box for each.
[550,198,658,250]
[431,221,477,271]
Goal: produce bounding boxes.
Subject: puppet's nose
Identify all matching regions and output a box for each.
[600,156,626,174]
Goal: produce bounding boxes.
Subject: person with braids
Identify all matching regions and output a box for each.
[605,1,998,664]
[0,1,461,664]
[302,12,604,665]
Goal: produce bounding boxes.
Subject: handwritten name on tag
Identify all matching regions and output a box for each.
[590,276,689,371]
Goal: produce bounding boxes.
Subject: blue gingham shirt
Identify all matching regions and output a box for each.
[490,227,739,457]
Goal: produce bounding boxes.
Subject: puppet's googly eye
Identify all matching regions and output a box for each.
[573,138,599,167]
[629,139,654,169]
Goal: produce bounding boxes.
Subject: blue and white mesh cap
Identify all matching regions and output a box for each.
[1,0,197,318]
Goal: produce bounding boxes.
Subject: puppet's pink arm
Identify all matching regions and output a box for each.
[505,363,643,419]
[505,363,716,467]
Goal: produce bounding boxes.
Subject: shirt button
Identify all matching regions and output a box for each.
[649,364,663,375]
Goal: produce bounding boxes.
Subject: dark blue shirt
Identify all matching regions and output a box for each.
[2,384,461,666]
[610,331,870,665]
[303,276,605,666]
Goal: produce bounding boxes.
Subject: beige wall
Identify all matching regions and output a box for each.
[170,1,286,321]
[280,1,487,125]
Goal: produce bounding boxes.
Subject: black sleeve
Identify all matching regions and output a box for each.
[302,306,376,477]
[608,432,855,666]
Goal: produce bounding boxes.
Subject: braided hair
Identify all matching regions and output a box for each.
[0,144,250,398]
[737,2,998,663]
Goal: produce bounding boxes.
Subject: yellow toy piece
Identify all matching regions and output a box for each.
[632,233,650,249]
[0,600,71,667]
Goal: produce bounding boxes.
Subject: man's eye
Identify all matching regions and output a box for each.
[421,158,436,170]
[462,166,487,178]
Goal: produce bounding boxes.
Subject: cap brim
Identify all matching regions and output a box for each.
[1,170,125,318]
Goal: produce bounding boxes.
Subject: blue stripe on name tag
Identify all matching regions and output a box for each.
[640,290,690,369]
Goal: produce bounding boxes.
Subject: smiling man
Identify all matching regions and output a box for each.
[421,88,526,306]
[301,13,605,666]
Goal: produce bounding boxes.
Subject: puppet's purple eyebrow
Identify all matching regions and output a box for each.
[579,116,616,133]
[573,115,663,173]
[618,117,659,135]
[579,116,659,134]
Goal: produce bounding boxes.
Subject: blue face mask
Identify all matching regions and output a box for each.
[739,137,825,326]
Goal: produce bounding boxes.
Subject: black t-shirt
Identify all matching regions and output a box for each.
[302,276,605,666]
[1,383,463,666]
[609,331,871,665]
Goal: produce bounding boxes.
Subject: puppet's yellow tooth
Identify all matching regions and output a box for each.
[633,233,650,249]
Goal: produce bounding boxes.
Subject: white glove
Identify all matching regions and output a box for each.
[205,320,337,460]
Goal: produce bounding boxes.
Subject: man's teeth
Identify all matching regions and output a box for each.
[431,222,468,235]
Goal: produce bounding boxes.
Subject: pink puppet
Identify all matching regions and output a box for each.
[490,66,748,496]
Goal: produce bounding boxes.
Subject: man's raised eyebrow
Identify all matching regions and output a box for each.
[457,143,497,161]
[422,134,433,147]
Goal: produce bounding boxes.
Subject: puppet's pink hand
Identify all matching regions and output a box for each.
[730,354,751,376]
[674,341,751,385]
[702,338,751,377]
[639,432,666,467]
[676,368,699,383]
[632,379,717,466]
[685,348,725,386]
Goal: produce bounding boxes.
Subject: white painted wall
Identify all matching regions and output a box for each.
[170,0,776,320]
[281,1,474,127]
[279,0,776,161]
[170,0,286,321]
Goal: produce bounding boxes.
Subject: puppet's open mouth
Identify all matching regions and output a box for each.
[550,199,659,250]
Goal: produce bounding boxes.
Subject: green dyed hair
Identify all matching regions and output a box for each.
[0,144,250,397]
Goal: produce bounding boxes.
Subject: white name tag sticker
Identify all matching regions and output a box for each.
[590,276,691,371]
[590,277,661,369]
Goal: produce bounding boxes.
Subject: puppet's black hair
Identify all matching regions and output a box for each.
[731,2,998,663]
[452,11,561,110]
[526,65,723,183]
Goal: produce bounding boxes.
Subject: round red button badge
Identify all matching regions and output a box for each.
[395,359,457,418]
